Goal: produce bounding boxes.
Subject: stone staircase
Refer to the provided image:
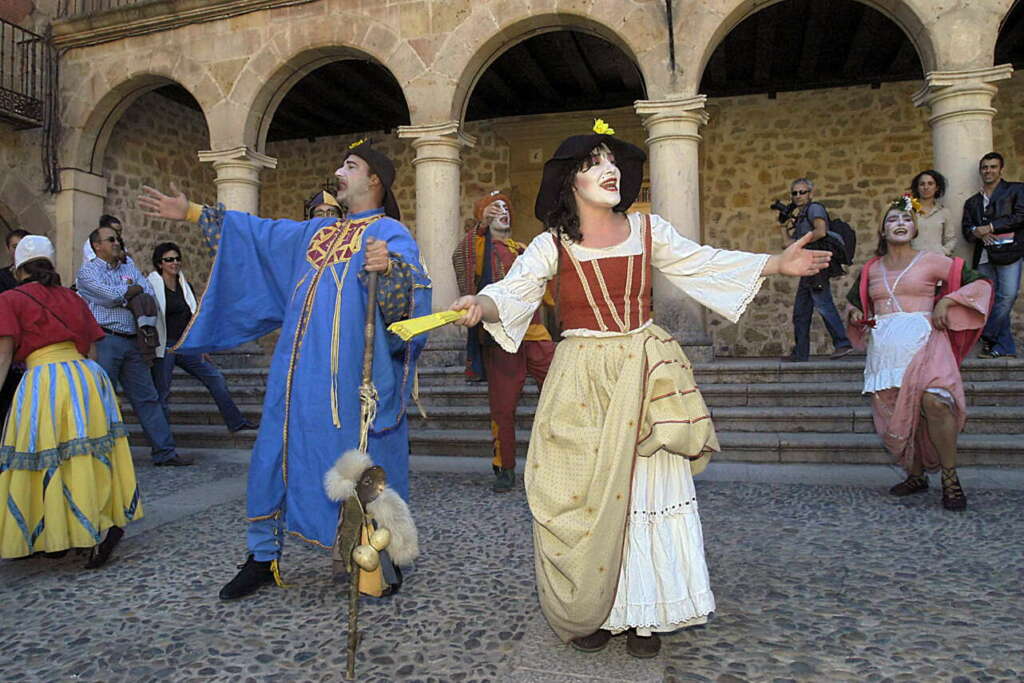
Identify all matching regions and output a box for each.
[124,339,1024,466]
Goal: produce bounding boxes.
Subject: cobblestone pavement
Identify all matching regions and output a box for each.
[2,455,1022,682]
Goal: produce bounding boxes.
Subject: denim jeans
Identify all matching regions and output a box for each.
[95,334,178,463]
[977,259,1022,356]
[152,339,247,431]
[791,276,851,361]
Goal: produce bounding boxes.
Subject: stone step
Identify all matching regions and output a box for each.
[128,423,1023,467]
[163,378,1024,409]
[177,357,1024,387]
[131,402,1024,435]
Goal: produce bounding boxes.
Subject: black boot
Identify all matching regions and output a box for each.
[492,467,515,493]
[85,526,124,569]
[219,554,276,600]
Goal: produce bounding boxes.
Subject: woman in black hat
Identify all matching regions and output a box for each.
[450,122,830,658]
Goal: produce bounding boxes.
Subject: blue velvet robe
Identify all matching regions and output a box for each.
[176,206,431,549]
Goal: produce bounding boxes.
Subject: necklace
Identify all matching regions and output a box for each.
[880,251,923,313]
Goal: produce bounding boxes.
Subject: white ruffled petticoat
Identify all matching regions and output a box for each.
[601,450,716,636]
[863,312,953,401]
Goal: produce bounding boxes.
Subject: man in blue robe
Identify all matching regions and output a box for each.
[139,142,431,599]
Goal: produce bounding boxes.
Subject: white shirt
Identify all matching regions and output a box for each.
[480,213,769,353]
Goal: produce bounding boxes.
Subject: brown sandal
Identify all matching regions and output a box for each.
[889,474,928,497]
[941,468,967,512]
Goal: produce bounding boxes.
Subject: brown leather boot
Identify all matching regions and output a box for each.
[626,630,661,658]
[570,629,611,653]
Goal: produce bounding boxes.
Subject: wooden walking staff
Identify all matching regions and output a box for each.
[337,269,380,680]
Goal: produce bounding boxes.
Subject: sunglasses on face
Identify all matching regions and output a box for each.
[791,189,810,196]
[161,256,182,263]
[99,236,119,244]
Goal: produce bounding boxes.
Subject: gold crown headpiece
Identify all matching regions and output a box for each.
[592,119,615,135]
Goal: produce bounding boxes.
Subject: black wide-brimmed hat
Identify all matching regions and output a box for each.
[534,124,647,223]
[345,140,401,220]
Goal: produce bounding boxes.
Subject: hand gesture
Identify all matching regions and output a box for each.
[364,237,390,272]
[139,183,189,220]
[931,298,953,330]
[482,202,504,223]
[449,295,483,326]
[768,231,832,277]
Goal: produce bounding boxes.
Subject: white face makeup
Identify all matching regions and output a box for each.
[487,200,511,234]
[335,156,373,204]
[573,145,621,209]
[882,209,916,244]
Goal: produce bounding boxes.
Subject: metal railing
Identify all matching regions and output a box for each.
[0,19,51,129]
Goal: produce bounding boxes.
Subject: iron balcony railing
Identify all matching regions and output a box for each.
[55,0,153,18]
[0,19,52,129]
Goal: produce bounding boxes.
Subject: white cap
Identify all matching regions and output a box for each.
[14,235,55,270]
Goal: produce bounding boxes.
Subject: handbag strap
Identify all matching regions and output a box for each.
[14,288,76,336]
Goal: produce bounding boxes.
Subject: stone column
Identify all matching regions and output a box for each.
[397,121,476,316]
[635,95,713,360]
[197,146,278,213]
[54,168,107,283]
[912,65,1014,260]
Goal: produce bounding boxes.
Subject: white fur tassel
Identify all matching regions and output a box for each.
[366,489,419,566]
[323,449,373,502]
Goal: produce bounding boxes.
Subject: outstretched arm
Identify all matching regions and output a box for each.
[138,184,190,220]
[762,231,831,277]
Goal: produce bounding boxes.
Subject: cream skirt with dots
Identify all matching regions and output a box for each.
[525,324,718,642]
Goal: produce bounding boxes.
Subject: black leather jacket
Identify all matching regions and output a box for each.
[961,179,1024,267]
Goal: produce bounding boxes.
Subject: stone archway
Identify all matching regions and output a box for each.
[687,0,937,96]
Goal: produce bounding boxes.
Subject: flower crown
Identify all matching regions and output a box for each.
[888,193,922,214]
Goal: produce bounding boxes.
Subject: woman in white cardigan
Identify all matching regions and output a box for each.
[148,242,256,433]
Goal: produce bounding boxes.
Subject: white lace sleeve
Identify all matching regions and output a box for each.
[648,214,769,324]
[479,232,558,352]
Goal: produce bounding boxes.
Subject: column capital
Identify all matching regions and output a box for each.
[634,95,710,146]
[912,64,1014,108]
[58,168,107,197]
[197,145,278,170]
[397,121,477,148]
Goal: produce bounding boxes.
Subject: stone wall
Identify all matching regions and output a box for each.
[101,91,216,287]
[0,125,56,267]
[701,81,934,357]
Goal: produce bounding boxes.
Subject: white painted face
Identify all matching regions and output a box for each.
[486,200,511,233]
[335,155,373,205]
[882,209,916,244]
[573,145,621,209]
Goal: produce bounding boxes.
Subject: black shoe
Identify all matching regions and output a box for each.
[941,468,967,512]
[626,630,661,658]
[230,420,259,433]
[570,629,612,653]
[781,355,808,363]
[155,454,195,467]
[492,467,515,493]
[219,554,276,600]
[85,526,124,569]
[889,474,928,497]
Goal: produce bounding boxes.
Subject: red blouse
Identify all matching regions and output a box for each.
[0,282,104,361]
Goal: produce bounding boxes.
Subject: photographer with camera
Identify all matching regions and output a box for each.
[776,178,853,362]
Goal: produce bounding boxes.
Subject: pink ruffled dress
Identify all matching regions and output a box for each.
[850,251,992,472]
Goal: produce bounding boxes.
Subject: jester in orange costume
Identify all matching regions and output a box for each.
[452,191,555,492]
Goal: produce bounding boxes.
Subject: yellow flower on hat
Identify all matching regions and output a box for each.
[593,119,615,135]
[348,137,367,149]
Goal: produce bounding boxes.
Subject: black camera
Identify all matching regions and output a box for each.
[770,199,795,225]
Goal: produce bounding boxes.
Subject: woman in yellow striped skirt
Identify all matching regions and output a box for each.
[0,236,141,566]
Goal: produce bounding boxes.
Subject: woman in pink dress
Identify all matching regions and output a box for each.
[847,196,993,511]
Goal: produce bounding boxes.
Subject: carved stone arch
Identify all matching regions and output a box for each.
[685,0,938,95]
[61,54,217,173]
[445,9,659,125]
[233,17,418,152]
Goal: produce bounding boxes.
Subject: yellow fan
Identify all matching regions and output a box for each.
[387,310,467,341]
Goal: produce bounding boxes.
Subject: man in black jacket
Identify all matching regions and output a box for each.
[962,152,1024,358]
